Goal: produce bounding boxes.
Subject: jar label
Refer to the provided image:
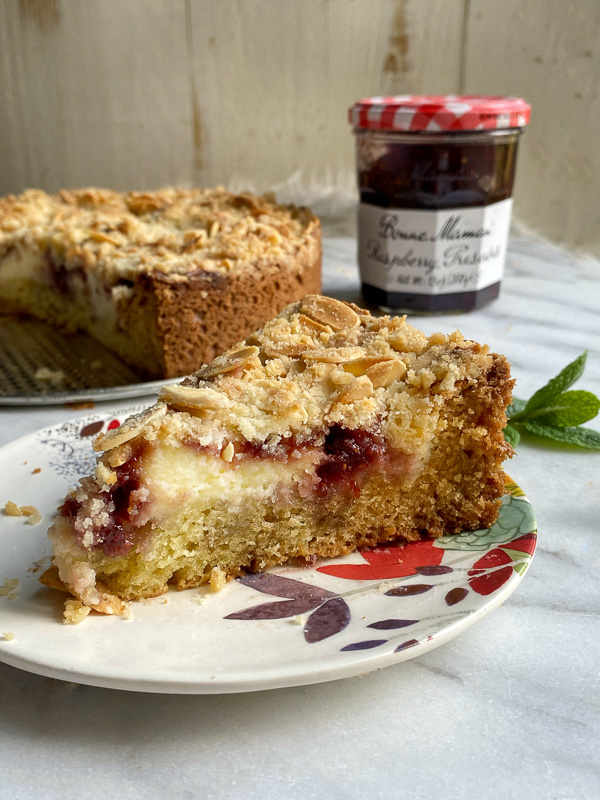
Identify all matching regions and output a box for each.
[358,198,513,295]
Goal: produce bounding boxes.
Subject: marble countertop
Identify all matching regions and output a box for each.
[1,235,599,800]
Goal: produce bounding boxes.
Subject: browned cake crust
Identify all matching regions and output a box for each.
[0,187,321,378]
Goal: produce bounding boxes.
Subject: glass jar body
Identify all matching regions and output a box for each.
[354,128,522,313]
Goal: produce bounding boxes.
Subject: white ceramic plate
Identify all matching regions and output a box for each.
[0,408,537,694]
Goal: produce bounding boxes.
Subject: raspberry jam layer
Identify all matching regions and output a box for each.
[61,445,149,558]
[316,425,388,498]
[63,424,412,557]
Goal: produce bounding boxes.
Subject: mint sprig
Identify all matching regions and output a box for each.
[505,351,600,450]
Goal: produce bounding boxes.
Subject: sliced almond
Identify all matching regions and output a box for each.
[301,295,361,332]
[221,442,235,462]
[159,384,229,410]
[39,566,69,593]
[107,444,133,468]
[301,346,365,364]
[343,356,390,377]
[126,194,164,215]
[197,345,259,379]
[86,230,120,246]
[93,403,167,452]
[334,375,374,404]
[366,359,407,388]
[263,340,318,359]
[297,313,331,334]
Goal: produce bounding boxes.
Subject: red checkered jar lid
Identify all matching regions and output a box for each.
[349,95,531,132]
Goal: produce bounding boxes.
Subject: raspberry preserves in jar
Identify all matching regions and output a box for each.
[349,96,531,313]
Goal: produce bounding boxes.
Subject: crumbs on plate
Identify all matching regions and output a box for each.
[4,501,42,525]
[0,578,19,600]
[63,599,91,625]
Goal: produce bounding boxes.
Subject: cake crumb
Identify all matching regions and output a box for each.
[65,400,96,410]
[32,468,41,474]
[209,567,227,592]
[192,590,211,605]
[2,632,14,642]
[291,614,307,626]
[4,501,21,516]
[35,367,65,387]
[4,501,42,525]
[28,559,47,574]
[63,599,91,625]
[0,578,19,600]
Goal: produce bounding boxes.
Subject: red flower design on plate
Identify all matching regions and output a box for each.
[317,539,444,581]
[468,533,537,596]
[107,419,121,431]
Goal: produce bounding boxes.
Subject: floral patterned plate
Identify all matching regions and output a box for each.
[0,408,537,694]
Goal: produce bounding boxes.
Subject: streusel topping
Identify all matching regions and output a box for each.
[0,187,317,280]
[95,297,493,464]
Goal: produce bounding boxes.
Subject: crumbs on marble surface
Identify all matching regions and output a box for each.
[0,578,19,599]
[4,501,42,525]
[2,632,15,642]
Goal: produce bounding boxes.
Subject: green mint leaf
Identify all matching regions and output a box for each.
[503,424,520,447]
[532,390,600,427]
[521,421,600,450]
[524,351,587,414]
[507,398,527,418]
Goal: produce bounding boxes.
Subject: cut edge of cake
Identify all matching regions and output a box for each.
[42,295,514,621]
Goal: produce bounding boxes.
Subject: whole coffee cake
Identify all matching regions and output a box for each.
[0,187,321,378]
[44,296,514,618]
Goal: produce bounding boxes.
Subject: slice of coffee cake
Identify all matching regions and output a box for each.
[45,296,513,614]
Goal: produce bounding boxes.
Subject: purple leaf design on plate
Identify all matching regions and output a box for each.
[445,587,469,606]
[80,421,103,438]
[394,638,420,653]
[304,597,351,643]
[239,573,334,601]
[225,597,321,621]
[367,619,418,630]
[341,639,388,651]
[385,584,433,597]
[416,565,453,576]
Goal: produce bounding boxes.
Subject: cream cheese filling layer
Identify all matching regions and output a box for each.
[143,444,322,519]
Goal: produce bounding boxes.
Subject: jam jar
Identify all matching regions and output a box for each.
[349,95,531,312]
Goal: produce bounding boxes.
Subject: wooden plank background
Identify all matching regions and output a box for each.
[0,0,599,256]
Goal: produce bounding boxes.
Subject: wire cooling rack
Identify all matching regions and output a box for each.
[0,317,167,405]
